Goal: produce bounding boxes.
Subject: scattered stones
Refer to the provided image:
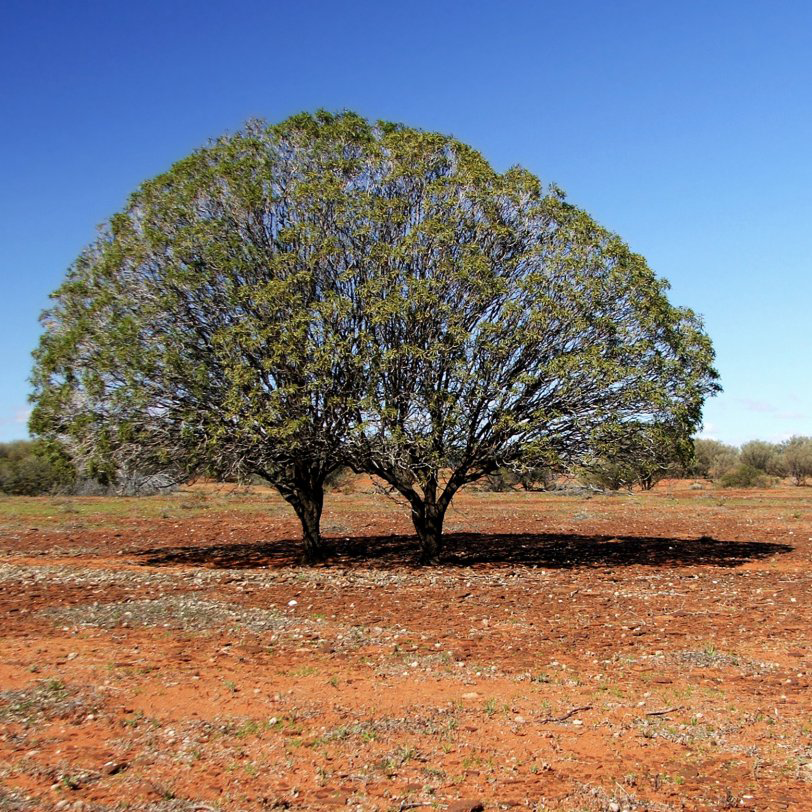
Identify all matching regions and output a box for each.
[45,596,291,633]
[2,486,810,811]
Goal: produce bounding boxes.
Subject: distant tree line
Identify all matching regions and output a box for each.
[0,440,74,495]
[689,436,812,488]
[0,439,178,496]
[5,435,811,497]
[477,435,812,492]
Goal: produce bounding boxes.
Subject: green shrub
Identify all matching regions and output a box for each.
[324,466,355,492]
[739,440,780,473]
[690,438,738,479]
[480,465,557,492]
[578,461,633,491]
[0,440,74,495]
[482,467,520,492]
[719,463,769,489]
[780,436,812,486]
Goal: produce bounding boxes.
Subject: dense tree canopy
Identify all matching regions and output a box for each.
[32,112,373,560]
[739,440,780,473]
[31,111,720,562]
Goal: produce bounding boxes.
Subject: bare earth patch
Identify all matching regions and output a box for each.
[1,481,811,810]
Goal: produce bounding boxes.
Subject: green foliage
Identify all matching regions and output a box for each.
[690,438,739,480]
[579,421,690,491]
[482,467,521,492]
[0,440,74,495]
[578,460,634,491]
[708,449,740,481]
[30,111,381,560]
[779,436,812,486]
[484,464,558,492]
[30,110,720,562]
[335,119,719,557]
[324,466,355,492]
[739,440,780,474]
[718,463,769,489]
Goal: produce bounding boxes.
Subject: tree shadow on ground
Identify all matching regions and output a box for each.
[135,532,793,571]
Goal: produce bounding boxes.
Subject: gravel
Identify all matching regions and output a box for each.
[45,596,292,633]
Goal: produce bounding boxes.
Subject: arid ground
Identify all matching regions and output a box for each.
[1,480,811,811]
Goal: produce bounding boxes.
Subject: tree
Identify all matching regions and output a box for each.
[31,112,376,562]
[31,111,719,565]
[690,438,738,480]
[338,126,719,561]
[579,421,690,491]
[0,440,74,495]
[739,440,780,474]
[780,436,812,485]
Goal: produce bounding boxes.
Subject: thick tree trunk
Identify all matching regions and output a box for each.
[283,484,333,564]
[411,501,446,565]
[367,465,469,565]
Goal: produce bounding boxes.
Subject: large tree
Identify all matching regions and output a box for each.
[31,111,719,564]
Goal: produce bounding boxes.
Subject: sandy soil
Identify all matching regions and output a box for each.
[1,480,811,811]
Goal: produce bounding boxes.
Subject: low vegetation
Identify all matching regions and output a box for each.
[690,435,812,488]
[0,440,72,496]
[4,435,812,499]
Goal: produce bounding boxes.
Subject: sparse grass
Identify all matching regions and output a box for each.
[0,788,38,811]
[0,489,291,526]
[2,482,811,810]
[674,647,777,674]
[0,678,95,728]
[531,671,552,683]
[315,722,378,744]
[45,596,291,633]
[289,665,317,678]
[380,745,421,775]
[483,698,510,717]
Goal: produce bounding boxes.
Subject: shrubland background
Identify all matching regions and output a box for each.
[3,436,811,498]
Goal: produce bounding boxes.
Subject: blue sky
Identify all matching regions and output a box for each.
[1,0,810,446]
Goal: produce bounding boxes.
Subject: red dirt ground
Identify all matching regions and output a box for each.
[1,480,811,811]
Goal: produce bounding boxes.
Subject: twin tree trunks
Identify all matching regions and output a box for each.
[281,480,449,565]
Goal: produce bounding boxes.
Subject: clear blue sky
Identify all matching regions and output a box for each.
[2,0,810,446]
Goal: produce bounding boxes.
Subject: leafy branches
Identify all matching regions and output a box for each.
[30,111,720,562]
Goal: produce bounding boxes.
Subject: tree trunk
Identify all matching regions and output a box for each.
[284,484,333,564]
[411,501,446,565]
